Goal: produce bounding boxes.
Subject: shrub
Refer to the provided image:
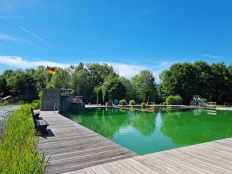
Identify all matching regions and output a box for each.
[38,91,43,100]
[119,99,128,105]
[46,83,55,89]
[151,104,155,110]
[163,102,167,105]
[166,95,183,105]
[129,100,136,105]
[17,100,25,105]
[166,96,176,105]
[0,104,49,173]
[175,95,183,105]
[31,99,41,109]
[141,102,148,108]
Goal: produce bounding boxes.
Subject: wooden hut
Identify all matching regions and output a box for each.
[2,95,17,104]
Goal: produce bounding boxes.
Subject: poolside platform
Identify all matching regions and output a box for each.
[64,138,232,174]
[38,110,232,174]
[37,111,137,174]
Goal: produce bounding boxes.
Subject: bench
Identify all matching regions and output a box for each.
[31,108,49,135]
[34,120,49,135]
[31,108,40,119]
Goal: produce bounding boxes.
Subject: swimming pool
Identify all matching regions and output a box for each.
[64,108,232,155]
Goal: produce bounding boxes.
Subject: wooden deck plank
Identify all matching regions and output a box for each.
[117,159,144,174]
[150,152,213,174]
[123,158,158,174]
[165,148,232,173]
[83,168,95,174]
[47,154,135,174]
[90,165,111,174]
[133,155,172,174]
[38,111,137,174]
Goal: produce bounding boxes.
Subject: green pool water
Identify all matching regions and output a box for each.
[64,108,232,155]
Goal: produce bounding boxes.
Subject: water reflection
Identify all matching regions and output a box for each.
[160,109,232,146]
[65,108,157,138]
[64,108,232,154]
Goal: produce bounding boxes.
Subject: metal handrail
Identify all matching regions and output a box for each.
[54,103,60,113]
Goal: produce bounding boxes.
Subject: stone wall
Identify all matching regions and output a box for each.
[60,97,72,112]
[40,88,85,112]
[40,88,61,111]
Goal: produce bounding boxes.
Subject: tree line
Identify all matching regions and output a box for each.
[0,63,157,104]
[0,60,232,105]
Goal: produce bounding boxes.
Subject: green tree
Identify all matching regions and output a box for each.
[209,62,232,103]
[33,65,52,91]
[132,70,157,102]
[94,86,102,104]
[51,67,71,88]
[86,63,115,86]
[106,78,127,102]
[0,75,10,96]
[120,77,136,102]
[160,62,198,104]
[71,69,94,103]
[8,73,37,102]
[193,61,212,99]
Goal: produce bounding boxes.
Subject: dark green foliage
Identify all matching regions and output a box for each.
[129,100,136,105]
[31,100,41,109]
[141,102,148,108]
[120,77,137,102]
[166,95,183,105]
[119,99,128,105]
[1,60,232,105]
[175,95,183,105]
[86,63,115,86]
[166,96,176,105]
[51,67,71,88]
[160,61,232,104]
[132,70,157,102]
[0,75,10,96]
[46,83,55,89]
[72,69,95,103]
[106,78,127,102]
[8,73,37,102]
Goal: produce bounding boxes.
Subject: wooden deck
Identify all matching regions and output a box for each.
[64,138,232,174]
[37,111,137,174]
[38,111,232,174]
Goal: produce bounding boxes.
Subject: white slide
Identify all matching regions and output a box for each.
[196,97,209,107]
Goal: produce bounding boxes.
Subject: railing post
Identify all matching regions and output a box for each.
[54,103,56,113]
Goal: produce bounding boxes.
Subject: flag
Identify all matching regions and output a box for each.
[46,66,56,74]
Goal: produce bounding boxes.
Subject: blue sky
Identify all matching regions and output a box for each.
[0,0,231,83]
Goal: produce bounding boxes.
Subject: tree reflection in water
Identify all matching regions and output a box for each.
[160,109,232,146]
[64,108,158,138]
[64,109,232,154]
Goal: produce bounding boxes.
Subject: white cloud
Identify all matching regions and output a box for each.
[202,54,221,59]
[106,62,147,78]
[0,56,70,68]
[0,56,174,84]
[105,61,174,84]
